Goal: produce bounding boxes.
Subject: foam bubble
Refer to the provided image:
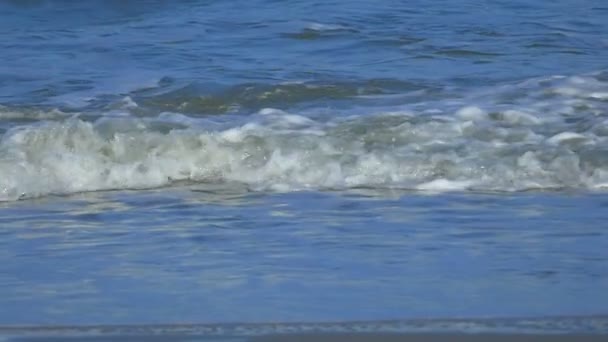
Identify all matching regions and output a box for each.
[455,106,486,121]
[547,132,588,145]
[589,92,608,100]
[416,179,474,191]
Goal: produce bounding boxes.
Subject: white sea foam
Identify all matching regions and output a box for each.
[0,106,70,120]
[306,22,350,32]
[416,179,474,191]
[0,71,607,201]
[547,132,588,145]
[455,106,486,121]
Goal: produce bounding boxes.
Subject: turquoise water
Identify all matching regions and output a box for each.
[1,0,608,333]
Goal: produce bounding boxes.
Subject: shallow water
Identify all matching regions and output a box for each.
[2,188,608,326]
[1,0,608,332]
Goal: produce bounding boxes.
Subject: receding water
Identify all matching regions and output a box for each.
[2,187,608,325]
[1,0,608,337]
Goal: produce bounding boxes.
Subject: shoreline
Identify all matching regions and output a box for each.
[2,332,608,342]
[2,316,607,341]
[253,333,608,342]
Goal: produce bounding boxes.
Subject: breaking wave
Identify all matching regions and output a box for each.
[1,71,608,201]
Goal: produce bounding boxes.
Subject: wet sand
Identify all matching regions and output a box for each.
[3,332,607,342]
[3,317,608,341]
[252,333,608,342]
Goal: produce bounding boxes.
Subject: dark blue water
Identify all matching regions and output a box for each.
[1,0,608,336]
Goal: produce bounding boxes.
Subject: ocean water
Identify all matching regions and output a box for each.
[1,0,608,337]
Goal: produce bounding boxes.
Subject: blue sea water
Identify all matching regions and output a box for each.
[1,0,608,337]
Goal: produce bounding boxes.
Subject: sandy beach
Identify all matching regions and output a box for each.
[2,332,606,342]
[252,333,608,342]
